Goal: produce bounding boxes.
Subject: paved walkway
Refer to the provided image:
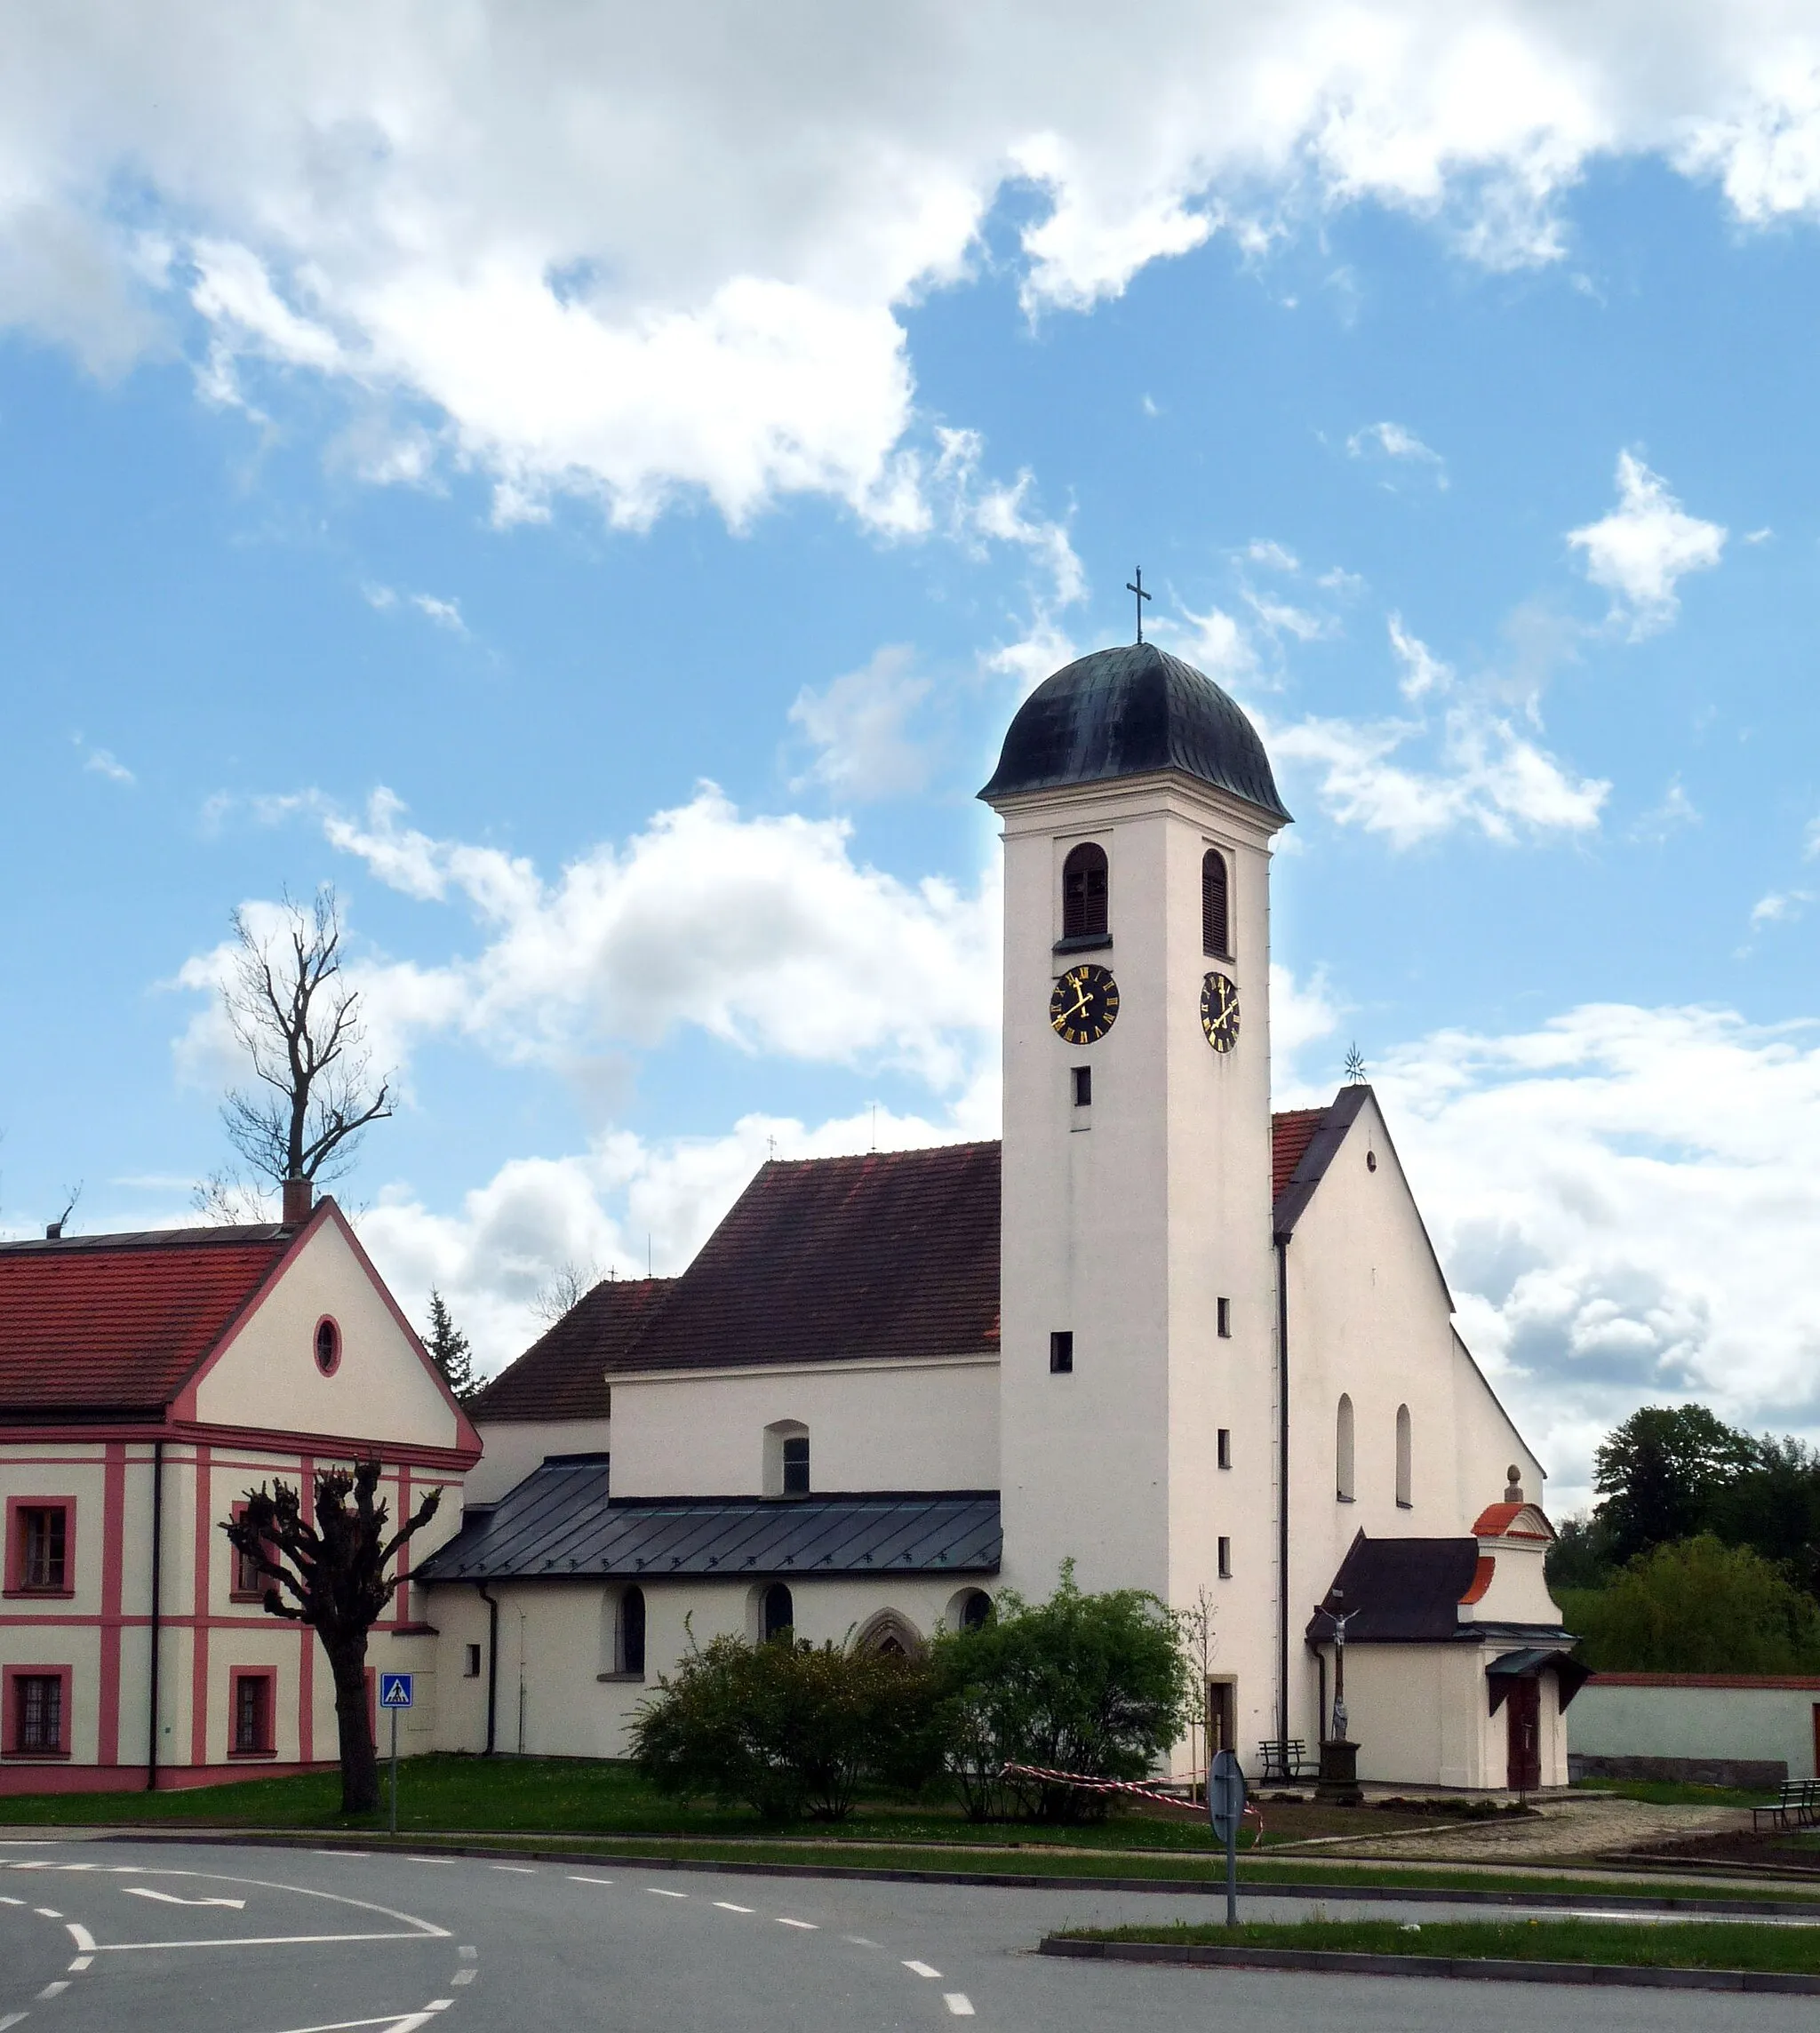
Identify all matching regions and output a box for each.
[1303,1791,1752,1863]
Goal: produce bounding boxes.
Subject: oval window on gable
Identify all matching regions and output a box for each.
[314,1316,341,1376]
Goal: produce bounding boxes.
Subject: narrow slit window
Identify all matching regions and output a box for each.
[1201,849,1231,959]
[464,1644,482,1678]
[762,1582,794,1644]
[1061,841,1109,939]
[1395,1404,1413,1509]
[1217,1536,1233,1579]
[1050,1330,1074,1374]
[781,1435,810,1496]
[1217,1429,1232,1471]
[1072,1066,1092,1107]
[620,1585,647,1677]
[1336,1393,1356,1503]
[1216,1296,1231,1339]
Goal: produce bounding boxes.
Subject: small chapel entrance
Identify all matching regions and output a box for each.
[1505,1675,1541,1792]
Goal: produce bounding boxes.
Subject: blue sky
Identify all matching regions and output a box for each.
[3,6,1820,1503]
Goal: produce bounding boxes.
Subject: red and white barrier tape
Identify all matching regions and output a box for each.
[997,1762,1264,1839]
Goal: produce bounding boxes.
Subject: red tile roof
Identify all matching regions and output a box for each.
[1471,1501,1553,1541]
[0,1222,295,1414]
[1271,1107,1328,1203]
[467,1276,675,1420]
[622,1143,1002,1375]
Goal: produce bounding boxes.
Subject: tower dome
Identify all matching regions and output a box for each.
[978,641,1290,820]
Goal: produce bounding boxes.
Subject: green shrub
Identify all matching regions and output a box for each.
[1566,1535,1820,1672]
[930,1565,1192,1822]
[628,1629,941,1822]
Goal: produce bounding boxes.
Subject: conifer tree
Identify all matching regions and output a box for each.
[425,1288,475,1399]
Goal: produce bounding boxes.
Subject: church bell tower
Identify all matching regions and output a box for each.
[980,641,1291,1746]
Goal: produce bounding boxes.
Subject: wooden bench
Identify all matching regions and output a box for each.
[1751,1778,1820,1831]
[1256,1738,1321,1783]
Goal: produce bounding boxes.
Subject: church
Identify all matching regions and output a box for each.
[422,640,1582,1792]
[0,639,1581,1796]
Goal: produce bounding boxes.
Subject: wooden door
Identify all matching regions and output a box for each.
[1206,1678,1237,1758]
[1505,1676,1541,1792]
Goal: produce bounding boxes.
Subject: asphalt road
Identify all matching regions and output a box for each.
[2,1836,1815,2032]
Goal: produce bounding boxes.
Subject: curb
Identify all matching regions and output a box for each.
[1040,1935,1820,1995]
[85,1830,1820,1918]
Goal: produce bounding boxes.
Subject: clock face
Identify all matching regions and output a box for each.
[1201,971,1241,1053]
[1050,962,1119,1045]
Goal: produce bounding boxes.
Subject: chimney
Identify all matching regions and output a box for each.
[282,1176,314,1225]
[44,1220,63,1240]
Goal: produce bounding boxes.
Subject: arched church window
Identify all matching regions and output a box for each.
[762,1583,794,1644]
[782,1434,810,1496]
[1201,849,1231,959]
[1062,842,1109,939]
[620,1585,646,1677]
[1395,1405,1412,1509]
[763,1420,810,1499]
[1336,1393,1355,1503]
[948,1587,994,1631]
[854,1609,922,1658]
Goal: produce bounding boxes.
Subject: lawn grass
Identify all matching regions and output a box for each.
[1059,1915,1820,1973]
[1574,1776,1768,1811]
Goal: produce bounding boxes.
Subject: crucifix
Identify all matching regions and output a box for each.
[1320,1589,1361,1742]
[1126,567,1152,644]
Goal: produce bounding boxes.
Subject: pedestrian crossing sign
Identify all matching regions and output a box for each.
[379,1672,414,1709]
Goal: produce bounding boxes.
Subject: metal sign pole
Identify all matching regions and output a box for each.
[389,1705,398,1837]
[1207,1748,1246,1929]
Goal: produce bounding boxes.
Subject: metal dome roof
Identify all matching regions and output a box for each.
[978,641,1290,819]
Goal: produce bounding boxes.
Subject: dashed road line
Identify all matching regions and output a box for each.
[0,1895,22,1906]
[488,1863,536,1874]
[904,1959,942,1978]
[567,1875,614,1886]
[0,2012,28,2030]
[67,1957,92,1972]
[65,1922,96,1952]
[714,1901,754,1914]
[451,1970,475,1985]
[776,1917,817,1930]
[31,1909,60,1919]
[943,1994,975,2016]
[645,1887,688,1899]
[34,1983,68,2002]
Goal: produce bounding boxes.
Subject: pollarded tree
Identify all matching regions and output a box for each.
[222,1461,440,1814]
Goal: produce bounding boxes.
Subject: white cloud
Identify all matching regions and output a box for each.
[788,645,934,800]
[1270,700,1608,847]
[190,784,1002,1095]
[83,747,134,785]
[1347,420,1448,485]
[1386,612,1450,700]
[1567,450,1727,636]
[1246,539,1301,572]
[1750,889,1809,929]
[7,8,1820,529]
[1627,777,1699,845]
[1375,1001,1820,1507]
[409,593,467,634]
[1804,813,1820,860]
[356,1090,997,1377]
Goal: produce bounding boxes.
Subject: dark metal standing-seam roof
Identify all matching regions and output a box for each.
[418,1456,1002,1584]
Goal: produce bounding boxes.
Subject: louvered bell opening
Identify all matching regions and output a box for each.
[1201,848,1231,959]
[1062,841,1109,938]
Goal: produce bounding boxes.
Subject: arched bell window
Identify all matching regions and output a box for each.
[1201,849,1232,959]
[1395,1405,1412,1509]
[1336,1393,1356,1503]
[762,1582,794,1645]
[1061,841,1109,939]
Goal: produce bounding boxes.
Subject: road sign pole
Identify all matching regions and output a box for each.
[1225,1810,1236,1928]
[1207,1749,1246,1929]
[389,1705,398,1837]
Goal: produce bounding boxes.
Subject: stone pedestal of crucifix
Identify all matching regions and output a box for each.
[1315,1591,1364,1806]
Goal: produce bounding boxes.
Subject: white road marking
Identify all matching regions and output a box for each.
[458,1946,476,1958]
[943,1994,975,2016]
[311,1851,370,1860]
[843,1935,878,1947]
[126,1886,248,1909]
[87,1868,449,1941]
[93,1930,443,1952]
[67,1957,92,1971]
[0,1894,21,1905]
[32,1908,60,1918]
[65,1923,96,1952]
[713,1901,754,1914]
[487,1864,536,1874]
[776,1917,817,1929]
[904,1960,943,1978]
[451,1970,475,1985]
[36,1982,68,2000]
[645,1887,688,1899]
[0,2013,27,2030]
[267,2014,453,2033]
[566,1876,613,1887]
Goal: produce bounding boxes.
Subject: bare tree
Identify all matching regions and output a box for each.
[219,889,393,1192]
[532,1258,605,1323]
[222,1461,440,1814]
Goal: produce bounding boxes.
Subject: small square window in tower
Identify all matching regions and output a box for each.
[1061,842,1108,939]
[1050,1330,1074,1374]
